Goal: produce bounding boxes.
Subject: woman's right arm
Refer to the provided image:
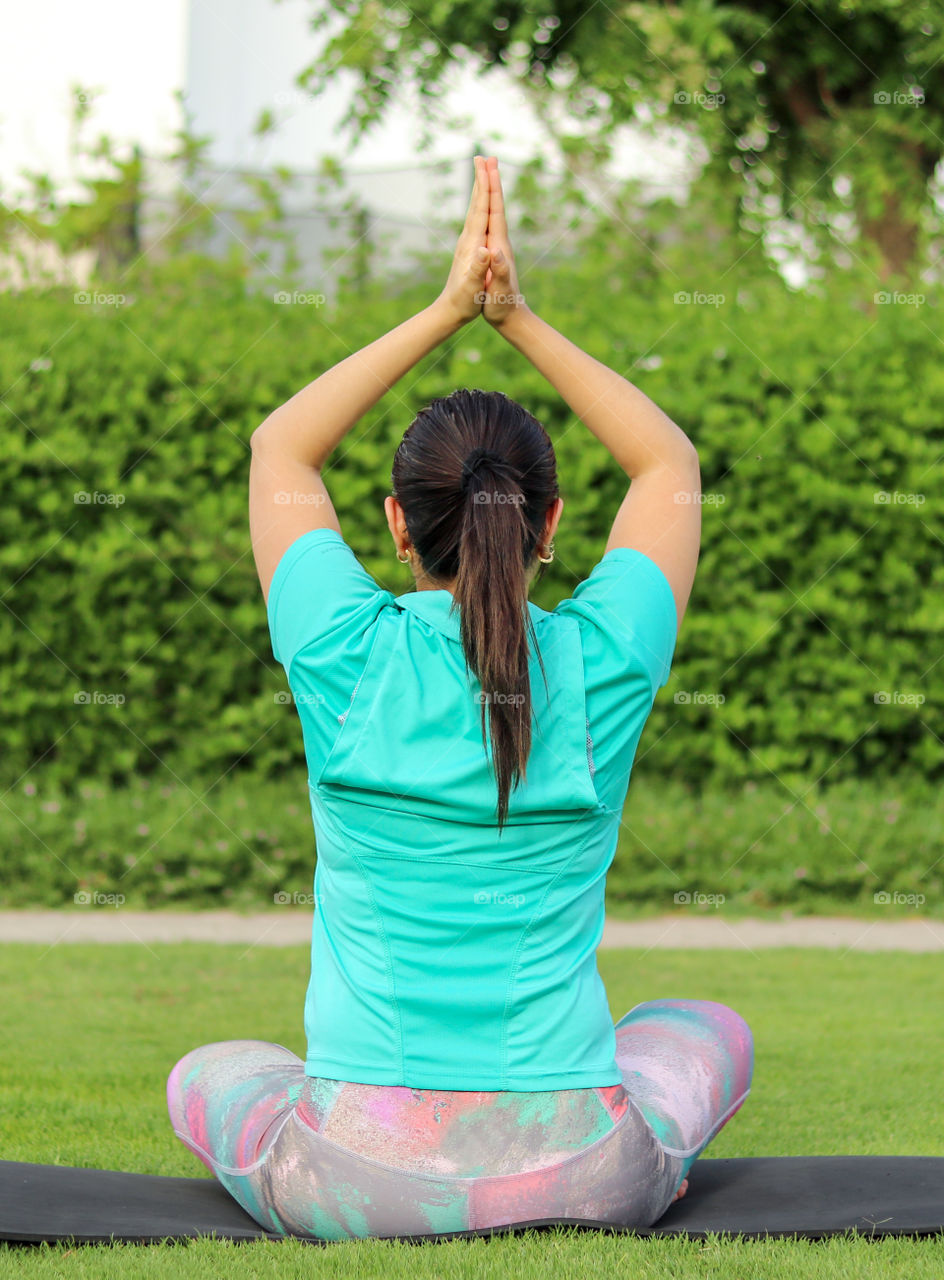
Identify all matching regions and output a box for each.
[481,157,701,631]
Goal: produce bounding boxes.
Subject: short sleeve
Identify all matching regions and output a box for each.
[553,549,678,804]
[554,548,678,694]
[266,528,393,674]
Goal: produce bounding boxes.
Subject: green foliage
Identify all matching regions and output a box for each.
[0,232,941,803]
[301,0,944,277]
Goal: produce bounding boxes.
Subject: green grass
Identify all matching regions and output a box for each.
[0,944,942,1275]
[2,771,941,918]
[7,1230,944,1279]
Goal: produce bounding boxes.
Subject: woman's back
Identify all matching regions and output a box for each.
[269,528,678,1089]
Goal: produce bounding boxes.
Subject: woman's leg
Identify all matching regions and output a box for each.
[166,1039,314,1234]
[614,998,754,1189]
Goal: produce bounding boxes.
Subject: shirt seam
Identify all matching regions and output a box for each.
[301,1058,622,1085]
[586,717,596,781]
[346,846,405,1082]
[395,596,553,646]
[311,785,624,824]
[499,818,601,1087]
[284,589,393,689]
[309,792,608,823]
[318,846,587,875]
[305,613,393,787]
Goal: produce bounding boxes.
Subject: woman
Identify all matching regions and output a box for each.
[167,155,753,1240]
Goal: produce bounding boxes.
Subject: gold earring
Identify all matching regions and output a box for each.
[397,547,414,564]
[537,542,555,564]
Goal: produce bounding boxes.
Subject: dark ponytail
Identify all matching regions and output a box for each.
[391,389,559,831]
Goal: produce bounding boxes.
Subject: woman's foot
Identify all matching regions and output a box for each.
[672,1177,688,1203]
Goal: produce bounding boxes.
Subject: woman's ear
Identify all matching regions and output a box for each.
[384,495,408,553]
[546,497,564,544]
[384,495,398,542]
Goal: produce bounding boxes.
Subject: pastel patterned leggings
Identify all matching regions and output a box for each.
[167,998,753,1240]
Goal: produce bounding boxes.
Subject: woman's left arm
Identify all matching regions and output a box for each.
[249,156,492,603]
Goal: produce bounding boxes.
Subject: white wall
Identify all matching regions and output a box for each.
[0,0,189,201]
[2,0,690,204]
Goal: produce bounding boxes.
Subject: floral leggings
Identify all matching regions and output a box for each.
[167,998,753,1240]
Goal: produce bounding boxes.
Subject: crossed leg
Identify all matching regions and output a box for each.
[614,998,754,1201]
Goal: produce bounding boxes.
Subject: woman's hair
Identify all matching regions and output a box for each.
[391,388,559,831]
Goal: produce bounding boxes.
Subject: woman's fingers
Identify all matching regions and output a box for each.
[461,155,489,243]
[485,156,509,247]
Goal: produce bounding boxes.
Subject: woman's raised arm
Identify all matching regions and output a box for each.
[251,157,492,472]
[481,157,701,630]
[248,157,493,601]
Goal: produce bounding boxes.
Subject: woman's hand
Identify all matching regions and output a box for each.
[482,157,527,329]
[434,155,491,328]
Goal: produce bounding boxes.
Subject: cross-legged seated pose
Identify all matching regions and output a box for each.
[167,155,753,1240]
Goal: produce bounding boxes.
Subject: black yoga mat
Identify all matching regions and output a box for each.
[1,1157,942,1244]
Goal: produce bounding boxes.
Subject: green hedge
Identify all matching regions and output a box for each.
[1,256,941,796]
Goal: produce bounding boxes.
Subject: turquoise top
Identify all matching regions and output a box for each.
[267,528,677,1090]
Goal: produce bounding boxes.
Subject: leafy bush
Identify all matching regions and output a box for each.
[1,250,941,801]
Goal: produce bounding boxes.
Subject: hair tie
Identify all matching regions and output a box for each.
[460,448,504,495]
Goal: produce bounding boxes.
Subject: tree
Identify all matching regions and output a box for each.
[298,0,944,280]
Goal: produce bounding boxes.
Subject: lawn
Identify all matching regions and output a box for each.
[0,943,941,1276]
